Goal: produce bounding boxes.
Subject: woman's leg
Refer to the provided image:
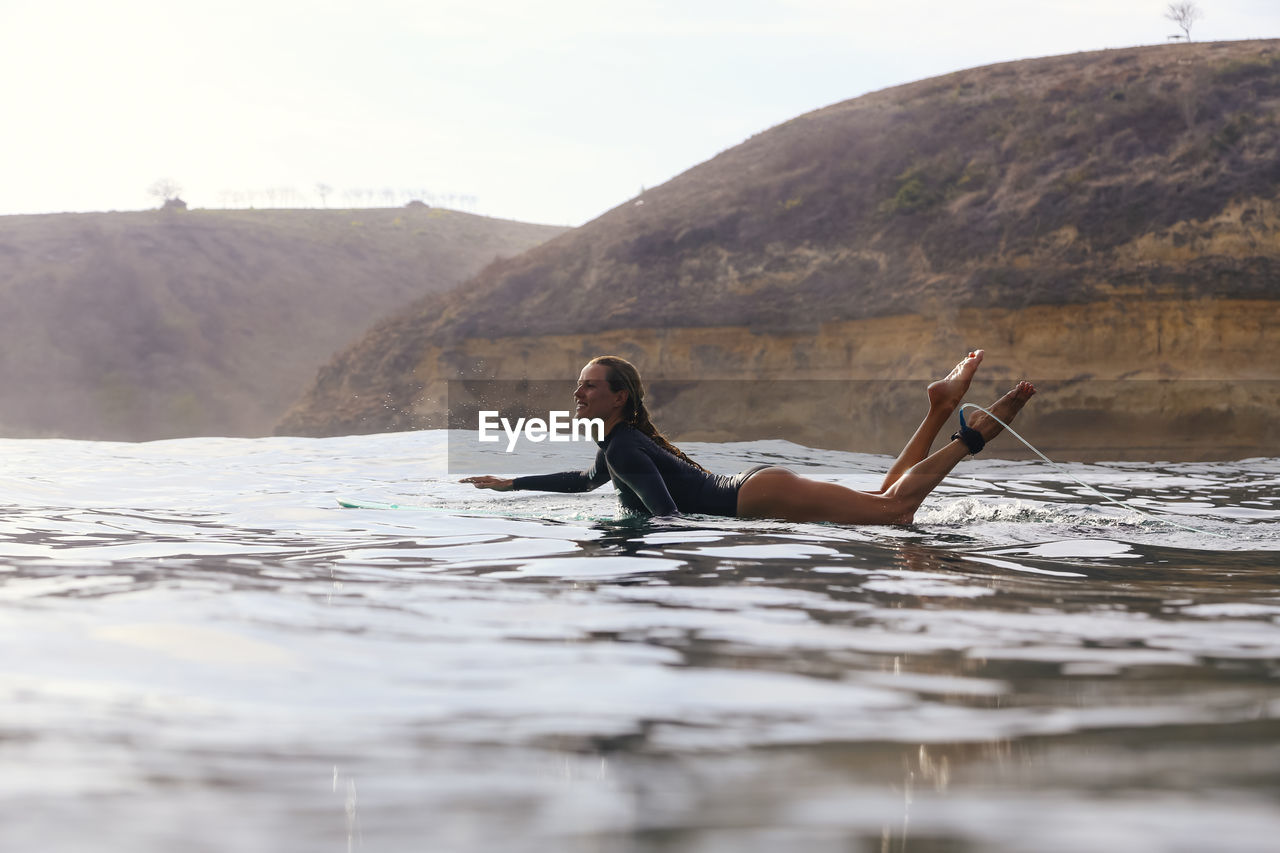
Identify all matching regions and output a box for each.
[738,381,1036,525]
[874,381,1035,520]
[877,350,984,493]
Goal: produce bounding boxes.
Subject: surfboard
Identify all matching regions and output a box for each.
[334,498,671,528]
[336,497,589,522]
[338,498,429,511]
[338,497,524,515]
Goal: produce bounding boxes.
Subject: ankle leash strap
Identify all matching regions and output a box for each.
[951,408,986,455]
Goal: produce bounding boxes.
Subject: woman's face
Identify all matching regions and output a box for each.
[575,363,626,423]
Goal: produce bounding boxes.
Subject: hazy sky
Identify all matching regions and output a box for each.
[2,0,1275,226]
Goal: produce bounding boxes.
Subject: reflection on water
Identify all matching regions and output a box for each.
[1,433,1278,852]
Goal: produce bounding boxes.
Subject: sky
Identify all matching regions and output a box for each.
[1,0,1276,227]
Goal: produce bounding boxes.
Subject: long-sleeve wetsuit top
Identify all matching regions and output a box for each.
[510,424,744,517]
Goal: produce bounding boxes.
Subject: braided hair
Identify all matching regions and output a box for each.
[589,355,710,475]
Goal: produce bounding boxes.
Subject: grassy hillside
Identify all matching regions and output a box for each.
[0,206,565,439]
[280,41,1280,458]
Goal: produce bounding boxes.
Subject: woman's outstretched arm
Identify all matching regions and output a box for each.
[461,449,610,493]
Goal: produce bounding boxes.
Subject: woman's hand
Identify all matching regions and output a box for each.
[460,475,515,491]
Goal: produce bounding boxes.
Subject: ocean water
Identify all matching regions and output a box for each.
[1,430,1278,852]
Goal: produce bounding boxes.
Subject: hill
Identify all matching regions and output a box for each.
[0,207,565,440]
[279,41,1280,460]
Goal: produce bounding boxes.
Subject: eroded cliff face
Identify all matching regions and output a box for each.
[277,41,1280,458]
[288,297,1275,460]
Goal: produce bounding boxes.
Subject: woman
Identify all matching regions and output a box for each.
[461,352,1036,525]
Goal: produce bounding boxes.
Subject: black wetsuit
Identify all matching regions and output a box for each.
[511,424,767,517]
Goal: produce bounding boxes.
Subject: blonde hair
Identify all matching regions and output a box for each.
[588,355,709,474]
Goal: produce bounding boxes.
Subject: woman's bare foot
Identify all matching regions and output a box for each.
[927,350,984,413]
[964,381,1037,443]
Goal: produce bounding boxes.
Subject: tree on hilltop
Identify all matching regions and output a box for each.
[147,178,184,208]
[1165,1,1203,41]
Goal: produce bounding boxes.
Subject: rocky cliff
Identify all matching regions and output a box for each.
[280,41,1280,460]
